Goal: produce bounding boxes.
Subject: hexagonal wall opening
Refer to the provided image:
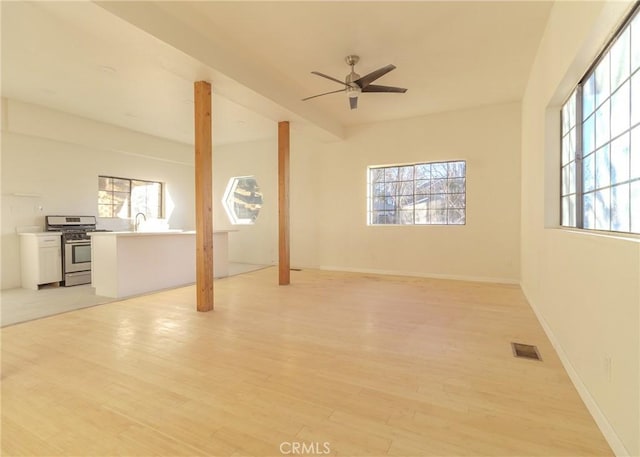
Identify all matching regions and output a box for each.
[222,176,263,225]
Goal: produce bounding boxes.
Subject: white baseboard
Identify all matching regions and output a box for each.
[318,265,519,285]
[522,285,631,457]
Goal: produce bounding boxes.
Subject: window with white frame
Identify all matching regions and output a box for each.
[222,176,263,225]
[98,176,163,219]
[561,6,640,234]
[367,161,466,225]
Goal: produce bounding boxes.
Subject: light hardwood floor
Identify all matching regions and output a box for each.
[1,268,612,456]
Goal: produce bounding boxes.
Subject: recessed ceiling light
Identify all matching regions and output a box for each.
[99,65,117,74]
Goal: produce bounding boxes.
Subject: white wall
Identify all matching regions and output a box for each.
[1,99,195,289]
[217,104,522,283]
[521,2,639,455]
[313,103,522,283]
[212,138,278,266]
[211,131,322,269]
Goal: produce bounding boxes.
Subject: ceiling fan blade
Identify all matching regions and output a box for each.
[349,96,358,110]
[301,89,345,101]
[362,84,407,93]
[311,71,349,87]
[354,64,396,89]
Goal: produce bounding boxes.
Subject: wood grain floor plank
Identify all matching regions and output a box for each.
[1,268,612,456]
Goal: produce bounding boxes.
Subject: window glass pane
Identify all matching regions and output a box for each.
[430,209,447,224]
[399,166,414,181]
[610,81,630,137]
[632,72,640,126]
[98,205,112,218]
[562,92,576,134]
[584,192,595,229]
[372,197,385,211]
[447,178,466,193]
[562,164,570,196]
[561,162,575,196]
[632,14,640,72]
[448,209,465,225]
[583,75,596,119]
[384,167,399,181]
[631,181,640,232]
[385,196,397,210]
[595,188,611,230]
[384,183,397,195]
[431,163,447,178]
[631,125,640,179]
[562,195,576,227]
[414,180,430,195]
[415,164,431,179]
[112,178,130,193]
[397,181,413,196]
[562,130,576,166]
[611,28,630,90]
[368,161,465,226]
[415,210,428,224]
[98,176,112,191]
[448,161,466,177]
[370,168,385,184]
[430,179,447,194]
[595,101,610,148]
[98,190,111,204]
[430,194,446,210]
[398,194,414,208]
[414,195,429,211]
[372,211,394,224]
[398,211,414,225]
[447,193,465,209]
[595,54,610,107]
[611,133,630,184]
[611,183,630,232]
[583,114,595,155]
[562,134,570,165]
[373,183,386,196]
[583,153,595,192]
[595,145,611,189]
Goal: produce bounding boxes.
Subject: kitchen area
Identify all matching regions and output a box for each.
[2,213,237,326]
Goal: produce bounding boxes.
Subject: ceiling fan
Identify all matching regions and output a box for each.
[302,55,407,110]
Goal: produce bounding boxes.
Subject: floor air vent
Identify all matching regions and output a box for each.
[511,342,542,361]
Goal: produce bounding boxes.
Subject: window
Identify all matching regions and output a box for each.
[561,6,640,234]
[222,176,263,224]
[98,176,163,219]
[367,161,466,225]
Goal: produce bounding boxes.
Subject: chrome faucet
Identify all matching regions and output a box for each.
[134,212,147,232]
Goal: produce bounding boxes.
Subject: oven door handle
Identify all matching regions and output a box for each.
[65,240,90,245]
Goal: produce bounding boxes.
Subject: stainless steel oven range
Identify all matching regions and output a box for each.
[45,216,100,287]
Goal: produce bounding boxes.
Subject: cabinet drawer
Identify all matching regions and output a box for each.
[38,236,61,247]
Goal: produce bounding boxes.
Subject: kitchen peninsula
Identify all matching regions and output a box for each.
[89,230,233,299]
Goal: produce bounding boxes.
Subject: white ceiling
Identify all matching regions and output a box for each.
[1,1,553,147]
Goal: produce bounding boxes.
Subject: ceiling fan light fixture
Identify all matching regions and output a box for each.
[303,55,407,109]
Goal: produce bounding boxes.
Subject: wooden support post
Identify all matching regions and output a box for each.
[194,81,214,311]
[278,121,290,285]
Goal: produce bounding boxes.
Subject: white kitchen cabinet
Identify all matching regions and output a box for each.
[19,232,62,290]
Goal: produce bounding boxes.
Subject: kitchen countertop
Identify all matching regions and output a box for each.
[18,232,62,236]
[88,230,235,237]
